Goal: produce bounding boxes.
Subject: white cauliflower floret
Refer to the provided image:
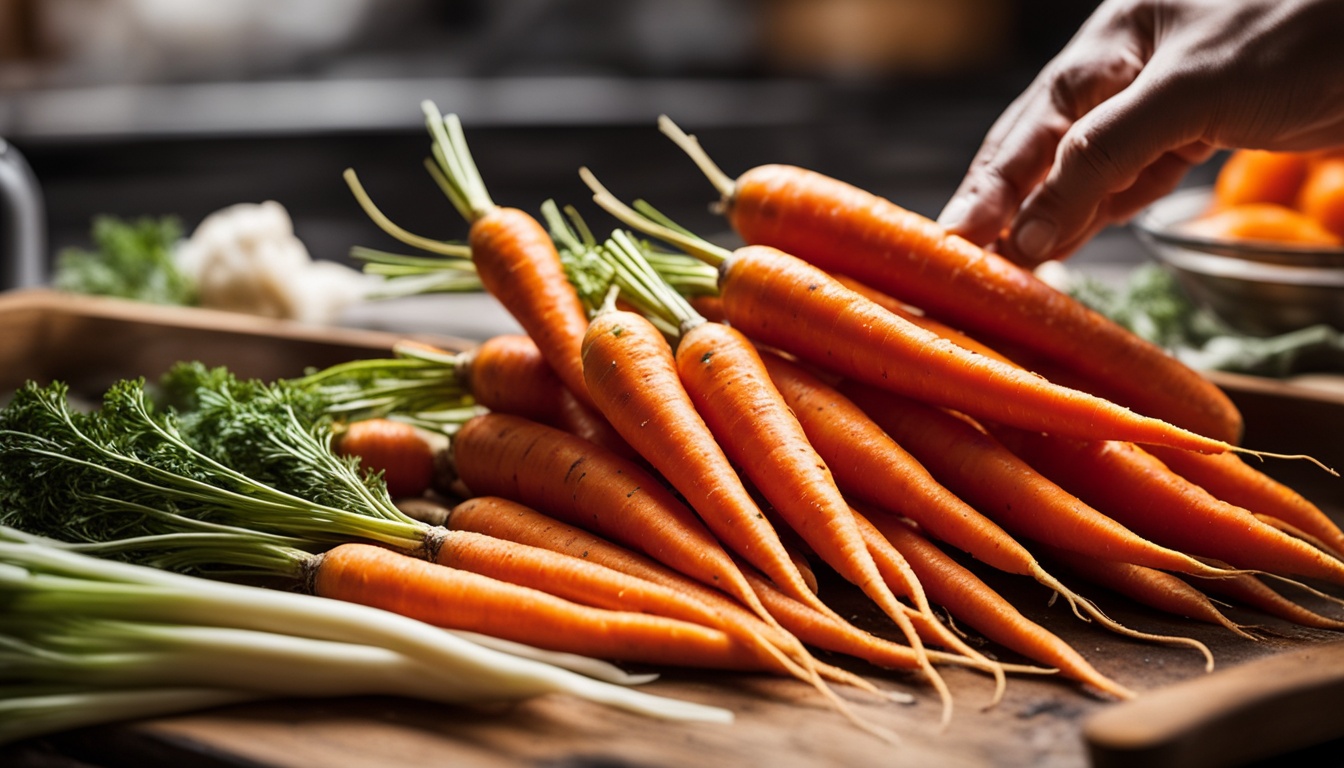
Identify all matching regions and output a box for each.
[176,201,372,324]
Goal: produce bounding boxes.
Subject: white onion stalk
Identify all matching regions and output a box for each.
[0,534,733,745]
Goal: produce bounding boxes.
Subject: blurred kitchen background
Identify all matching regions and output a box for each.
[2,0,1199,334]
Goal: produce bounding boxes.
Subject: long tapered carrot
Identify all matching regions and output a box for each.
[655,117,1242,444]
[431,527,835,687]
[859,513,1133,699]
[578,169,1264,457]
[572,227,956,723]
[1145,445,1344,560]
[443,496,1004,683]
[993,430,1344,586]
[1038,545,1257,644]
[580,305,828,616]
[313,542,760,669]
[838,381,1234,580]
[447,413,779,619]
[1191,572,1344,632]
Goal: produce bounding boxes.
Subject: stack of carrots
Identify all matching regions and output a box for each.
[1184,148,1344,247]
[324,104,1344,735]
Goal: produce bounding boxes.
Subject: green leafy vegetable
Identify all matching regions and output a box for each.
[52,216,195,306]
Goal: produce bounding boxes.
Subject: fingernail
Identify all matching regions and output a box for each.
[937,196,973,231]
[1013,217,1057,263]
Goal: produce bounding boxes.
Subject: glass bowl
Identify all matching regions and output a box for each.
[1132,187,1344,336]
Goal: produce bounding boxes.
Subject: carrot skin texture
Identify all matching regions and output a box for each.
[715,245,1228,453]
[336,419,435,499]
[761,352,1028,577]
[466,334,635,460]
[468,207,597,412]
[861,514,1131,699]
[840,382,1221,577]
[313,542,760,669]
[580,310,819,608]
[726,164,1241,444]
[994,431,1344,585]
[445,496,948,674]
[1193,572,1344,631]
[449,413,772,619]
[1145,445,1344,559]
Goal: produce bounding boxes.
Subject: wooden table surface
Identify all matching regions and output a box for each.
[2,292,1342,768]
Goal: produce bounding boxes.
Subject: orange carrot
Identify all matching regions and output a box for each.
[993,431,1344,586]
[1039,545,1256,643]
[413,105,596,411]
[574,230,956,720]
[448,412,783,630]
[1192,572,1344,632]
[314,542,763,669]
[431,526,835,685]
[860,513,1133,699]
[336,418,436,499]
[580,305,826,615]
[839,381,1233,580]
[656,117,1243,444]
[445,496,1001,681]
[581,171,1246,456]
[1145,445,1344,560]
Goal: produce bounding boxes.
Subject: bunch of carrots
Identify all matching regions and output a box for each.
[1184,148,1344,247]
[15,104,1333,741]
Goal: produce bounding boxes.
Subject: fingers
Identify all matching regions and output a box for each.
[999,73,1208,266]
[939,23,1148,249]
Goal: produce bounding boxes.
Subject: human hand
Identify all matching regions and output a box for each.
[936,0,1344,267]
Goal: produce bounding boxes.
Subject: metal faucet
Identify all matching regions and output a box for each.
[0,138,46,290]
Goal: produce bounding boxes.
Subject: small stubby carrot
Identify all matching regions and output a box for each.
[580,172,1247,458]
[838,381,1234,580]
[313,542,761,670]
[1038,545,1256,644]
[993,431,1344,587]
[1145,445,1344,560]
[654,116,1243,445]
[336,418,436,499]
[1297,154,1344,238]
[860,513,1133,699]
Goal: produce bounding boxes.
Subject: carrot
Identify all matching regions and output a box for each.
[1182,203,1341,247]
[656,117,1243,445]
[399,337,634,460]
[448,412,789,631]
[574,230,955,723]
[580,170,1251,456]
[838,381,1234,580]
[444,496,1003,684]
[992,431,1344,586]
[860,513,1133,699]
[1192,572,1344,632]
[430,527,836,687]
[336,418,436,499]
[409,104,595,411]
[1297,155,1344,238]
[1214,149,1312,209]
[313,542,763,669]
[1145,445,1344,560]
[1039,545,1256,644]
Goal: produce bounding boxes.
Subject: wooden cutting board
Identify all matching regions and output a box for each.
[1,290,1341,768]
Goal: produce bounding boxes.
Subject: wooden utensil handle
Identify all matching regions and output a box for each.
[1085,642,1344,768]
